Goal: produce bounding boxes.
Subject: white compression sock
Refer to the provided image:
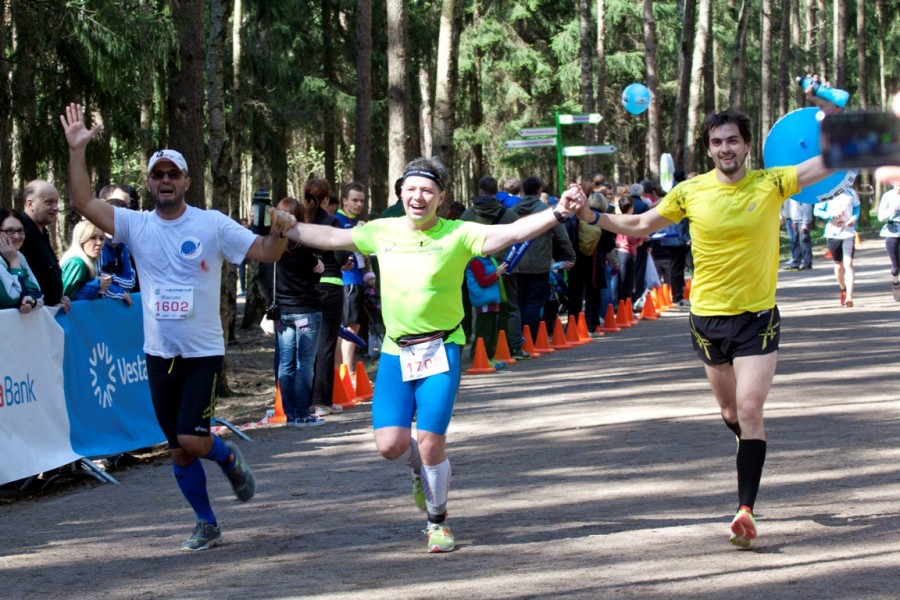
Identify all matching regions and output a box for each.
[391,438,422,474]
[421,458,451,520]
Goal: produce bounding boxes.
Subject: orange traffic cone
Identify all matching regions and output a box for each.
[615,300,632,328]
[684,278,692,300]
[521,325,542,358]
[598,304,620,333]
[534,321,555,353]
[651,288,664,313]
[354,361,374,401]
[551,317,571,350]
[270,381,287,424]
[332,368,356,408]
[340,363,357,398]
[493,330,516,364]
[625,297,638,325]
[855,231,861,249]
[565,316,584,346]
[467,337,497,373]
[640,292,659,321]
[664,284,673,309]
[577,312,596,342]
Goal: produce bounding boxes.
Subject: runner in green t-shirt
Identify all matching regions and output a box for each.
[285,157,585,553]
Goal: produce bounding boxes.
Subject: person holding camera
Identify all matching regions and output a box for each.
[61,102,296,552]
[260,197,326,428]
[877,179,900,301]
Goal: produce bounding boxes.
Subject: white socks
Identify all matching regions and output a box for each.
[421,458,451,519]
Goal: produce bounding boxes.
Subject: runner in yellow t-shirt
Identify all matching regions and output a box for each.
[285,157,586,553]
[578,108,835,549]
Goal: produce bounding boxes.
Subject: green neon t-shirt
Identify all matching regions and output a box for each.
[352,217,488,354]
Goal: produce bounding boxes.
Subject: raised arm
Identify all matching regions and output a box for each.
[481,184,584,256]
[578,204,674,237]
[284,221,358,251]
[796,155,833,191]
[60,103,115,234]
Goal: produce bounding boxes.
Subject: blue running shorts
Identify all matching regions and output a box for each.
[371,343,461,435]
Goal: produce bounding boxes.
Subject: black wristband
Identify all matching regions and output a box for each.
[552,208,566,223]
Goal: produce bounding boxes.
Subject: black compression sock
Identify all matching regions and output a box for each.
[723,418,741,438]
[736,439,767,511]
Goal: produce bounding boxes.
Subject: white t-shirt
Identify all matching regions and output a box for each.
[113,205,256,358]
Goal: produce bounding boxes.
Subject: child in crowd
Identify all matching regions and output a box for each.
[465,255,506,362]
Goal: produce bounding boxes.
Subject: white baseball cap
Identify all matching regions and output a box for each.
[148,149,188,173]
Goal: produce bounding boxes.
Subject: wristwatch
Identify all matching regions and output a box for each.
[552,208,566,223]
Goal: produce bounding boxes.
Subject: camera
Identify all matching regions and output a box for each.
[264,303,280,321]
[820,110,900,169]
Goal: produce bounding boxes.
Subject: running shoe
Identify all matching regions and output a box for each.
[412,473,426,511]
[510,349,531,360]
[287,415,326,427]
[425,521,455,553]
[840,288,847,306]
[892,281,900,302]
[223,440,256,502]
[729,505,757,548]
[181,521,222,551]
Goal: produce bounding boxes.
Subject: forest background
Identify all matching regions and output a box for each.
[1,0,897,388]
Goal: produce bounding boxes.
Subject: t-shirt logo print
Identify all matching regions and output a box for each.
[747,202,757,212]
[180,236,202,259]
[89,342,117,408]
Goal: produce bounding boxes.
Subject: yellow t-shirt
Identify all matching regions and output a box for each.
[655,167,798,316]
[351,217,488,354]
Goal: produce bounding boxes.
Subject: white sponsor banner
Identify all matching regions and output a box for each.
[0,307,79,484]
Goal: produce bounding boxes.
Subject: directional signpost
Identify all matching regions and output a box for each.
[502,138,557,149]
[502,111,617,195]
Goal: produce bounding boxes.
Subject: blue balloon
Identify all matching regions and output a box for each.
[763,107,857,204]
[622,83,651,115]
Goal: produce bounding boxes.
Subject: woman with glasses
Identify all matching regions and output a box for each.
[0,207,43,312]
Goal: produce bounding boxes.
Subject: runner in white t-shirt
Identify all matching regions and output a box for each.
[61,103,296,552]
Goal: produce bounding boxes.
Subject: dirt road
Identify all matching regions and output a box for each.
[1,240,898,599]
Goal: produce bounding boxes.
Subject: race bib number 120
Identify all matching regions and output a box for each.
[399,338,449,382]
[153,286,194,319]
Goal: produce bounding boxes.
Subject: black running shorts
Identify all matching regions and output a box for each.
[342,284,365,326]
[827,237,855,263]
[146,354,224,448]
[689,307,780,365]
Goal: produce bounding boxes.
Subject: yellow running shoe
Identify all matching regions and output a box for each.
[425,521,455,553]
[729,505,757,548]
[412,473,426,511]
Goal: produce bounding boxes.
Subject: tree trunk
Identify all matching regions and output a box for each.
[728,0,749,110]
[168,0,206,207]
[791,0,804,107]
[856,0,867,109]
[205,0,237,396]
[354,0,373,191]
[875,0,886,107]
[702,1,715,119]
[433,0,462,203]
[387,0,411,183]
[11,0,38,185]
[672,0,695,170]
[271,128,288,201]
[419,65,433,157]
[685,0,711,175]
[642,0,660,180]
[776,0,792,117]
[322,0,337,185]
[814,0,827,77]
[833,0,846,88]
[0,0,13,208]
[596,0,607,147]
[230,0,244,218]
[760,0,773,142]
[578,0,596,176]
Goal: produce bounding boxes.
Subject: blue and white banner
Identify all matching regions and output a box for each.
[0,307,79,484]
[55,294,165,458]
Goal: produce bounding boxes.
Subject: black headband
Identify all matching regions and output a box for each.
[403,168,444,190]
